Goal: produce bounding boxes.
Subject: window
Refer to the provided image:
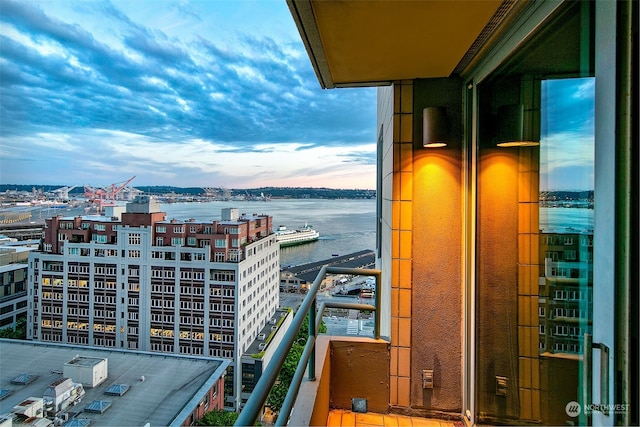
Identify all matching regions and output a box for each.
[171,238,184,247]
[473,4,595,424]
[93,234,107,243]
[128,233,141,245]
[156,226,166,233]
[174,226,184,233]
[95,224,106,231]
[215,239,226,248]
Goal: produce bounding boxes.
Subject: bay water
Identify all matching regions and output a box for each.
[161,200,593,267]
[161,199,377,267]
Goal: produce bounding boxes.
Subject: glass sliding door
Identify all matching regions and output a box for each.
[474,2,596,425]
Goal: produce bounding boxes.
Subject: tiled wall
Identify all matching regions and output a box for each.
[517,146,541,421]
[389,81,414,407]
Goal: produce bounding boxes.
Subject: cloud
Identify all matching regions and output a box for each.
[0,0,377,188]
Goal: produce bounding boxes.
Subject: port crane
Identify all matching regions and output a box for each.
[84,175,136,212]
[52,185,77,201]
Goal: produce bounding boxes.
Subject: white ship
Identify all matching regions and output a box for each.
[274,224,320,247]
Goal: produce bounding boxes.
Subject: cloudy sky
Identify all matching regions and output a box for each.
[540,77,595,191]
[0,0,377,189]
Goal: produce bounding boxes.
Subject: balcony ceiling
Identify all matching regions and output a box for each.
[287,0,504,88]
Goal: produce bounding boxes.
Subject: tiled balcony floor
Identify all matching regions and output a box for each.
[327,409,459,427]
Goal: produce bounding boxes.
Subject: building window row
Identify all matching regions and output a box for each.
[95,266,117,275]
[41,305,63,314]
[151,313,175,323]
[128,233,141,245]
[180,316,205,325]
[180,286,204,295]
[180,301,204,310]
[94,309,116,319]
[68,307,89,316]
[68,293,89,302]
[210,318,234,328]
[180,270,205,280]
[67,335,89,345]
[67,321,90,330]
[151,299,174,308]
[210,270,235,282]
[151,269,175,279]
[151,343,174,352]
[209,348,233,358]
[152,284,175,293]
[68,264,91,273]
[42,291,63,300]
[210,287,235,297]
[94,295,116,304]
[92,235,107,244]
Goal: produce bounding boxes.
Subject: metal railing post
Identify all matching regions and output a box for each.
[308,296,316,381]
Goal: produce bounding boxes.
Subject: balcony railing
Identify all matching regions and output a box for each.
[235,266,381,427]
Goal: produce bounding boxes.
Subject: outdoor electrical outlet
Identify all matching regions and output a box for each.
[496,376,508,396]
[422,369,434,389]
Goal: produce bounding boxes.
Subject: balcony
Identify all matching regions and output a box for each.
[235,266,459,427]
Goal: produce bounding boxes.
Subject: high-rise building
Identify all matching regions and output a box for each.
[27,196,280,408]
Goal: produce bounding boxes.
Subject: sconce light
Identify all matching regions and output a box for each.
[495,104,539,147]
[423,107,448,148]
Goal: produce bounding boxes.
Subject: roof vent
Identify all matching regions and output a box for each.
[11,373,38,385]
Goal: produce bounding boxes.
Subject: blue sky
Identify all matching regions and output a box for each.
[540,77,595,191]
[0,0,377,189]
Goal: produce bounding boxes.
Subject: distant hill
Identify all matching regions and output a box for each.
[0,185,376,200]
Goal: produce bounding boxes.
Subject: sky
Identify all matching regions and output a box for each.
[540,77,595,192]
[0,0,378,189]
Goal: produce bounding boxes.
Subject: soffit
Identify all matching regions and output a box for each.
[288,0,503,88]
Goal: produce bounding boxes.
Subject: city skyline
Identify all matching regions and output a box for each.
[0,0,377,189]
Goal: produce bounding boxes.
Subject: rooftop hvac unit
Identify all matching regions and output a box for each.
[258,343,266,351]
[257,333,266,341]
[269,319,276,325]
[271,326,277,331]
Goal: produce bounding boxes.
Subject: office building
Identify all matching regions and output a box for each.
[0,240,36,330]
[27,196,280,409]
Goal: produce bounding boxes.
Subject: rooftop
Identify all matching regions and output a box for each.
[283,249,376,283]
[0,340,229,427]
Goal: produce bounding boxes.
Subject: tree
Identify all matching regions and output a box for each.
[197,409,239,426]
[0,316,26,339]
[266,313,326,412]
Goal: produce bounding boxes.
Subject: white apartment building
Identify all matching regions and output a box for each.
[27,196,280,408]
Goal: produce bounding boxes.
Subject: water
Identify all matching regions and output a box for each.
[540,207,593,232]
[161,199,377,267]
[161,201,592,266]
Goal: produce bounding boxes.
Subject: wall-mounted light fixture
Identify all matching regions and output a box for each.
[495,104,540,147]
[423,106,448,148]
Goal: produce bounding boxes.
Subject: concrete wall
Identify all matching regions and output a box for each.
[410,78,463,416]
[290,336,389,427]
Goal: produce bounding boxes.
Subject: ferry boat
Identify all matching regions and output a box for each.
[274,224,320,247]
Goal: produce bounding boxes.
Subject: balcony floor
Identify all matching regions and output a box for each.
[327,409,458,427]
